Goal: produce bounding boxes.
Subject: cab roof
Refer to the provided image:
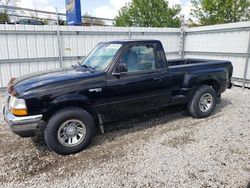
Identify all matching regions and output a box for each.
[103,39,161,44]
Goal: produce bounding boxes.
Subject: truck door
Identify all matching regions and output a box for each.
[106,43,172,117]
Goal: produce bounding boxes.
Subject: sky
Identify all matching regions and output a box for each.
[16,0,192,19]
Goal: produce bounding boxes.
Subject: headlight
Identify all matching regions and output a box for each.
[9,96,28,116]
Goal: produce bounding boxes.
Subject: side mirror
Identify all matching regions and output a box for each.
[113,63,128,76]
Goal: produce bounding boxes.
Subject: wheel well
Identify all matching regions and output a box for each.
[200,80,220,95]
[43,101,98,124]
[189,80,220,100]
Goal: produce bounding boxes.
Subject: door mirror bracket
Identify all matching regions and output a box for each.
[112,63,128,78]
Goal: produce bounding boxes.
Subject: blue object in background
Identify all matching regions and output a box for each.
[65,0,82,25]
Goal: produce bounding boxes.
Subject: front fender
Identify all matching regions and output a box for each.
[44,94,93,117]
[51,94,91,105]
[41,94,99,122]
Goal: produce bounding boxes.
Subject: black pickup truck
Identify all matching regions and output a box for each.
[3,40,233,155]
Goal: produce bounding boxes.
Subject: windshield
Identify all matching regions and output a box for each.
[81,43,122,71]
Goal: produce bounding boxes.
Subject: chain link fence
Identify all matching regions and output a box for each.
[0,5,114,26]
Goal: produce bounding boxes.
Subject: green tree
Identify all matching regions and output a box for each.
[0,11,9,23]
[0,0,20,23]
[58,17,66,25]
[190,0,250,26]
[83,13,105,26]
[115,0,181,27]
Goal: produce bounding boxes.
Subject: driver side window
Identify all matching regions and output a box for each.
[119,44,157,73]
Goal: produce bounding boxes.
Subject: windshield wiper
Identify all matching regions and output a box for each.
[73,62,95,73]
[82,64,95,73]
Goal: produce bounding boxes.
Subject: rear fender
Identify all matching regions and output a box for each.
[183,74,222,98]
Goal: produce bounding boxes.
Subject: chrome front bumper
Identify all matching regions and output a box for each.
[3,105,43,137]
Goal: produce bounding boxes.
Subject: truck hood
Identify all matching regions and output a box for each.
[12,68,105,96]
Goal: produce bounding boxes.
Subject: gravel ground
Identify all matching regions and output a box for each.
[0,87,249,188]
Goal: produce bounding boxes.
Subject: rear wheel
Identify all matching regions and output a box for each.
[44,107,95,155]
[188,85,216,118]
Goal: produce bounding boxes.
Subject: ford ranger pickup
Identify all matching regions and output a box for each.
[3,40,233,155]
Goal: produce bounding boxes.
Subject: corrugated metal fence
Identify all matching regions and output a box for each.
[0,22,250,88]
[184,22,250,88]
[0,25,181,88]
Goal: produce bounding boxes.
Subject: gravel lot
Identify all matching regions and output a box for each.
[0,87,249,188]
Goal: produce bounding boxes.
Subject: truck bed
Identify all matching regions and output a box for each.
[167,59,233,77]
[168,58,233,78]
[167,58,233,96]
[167,58,217,66]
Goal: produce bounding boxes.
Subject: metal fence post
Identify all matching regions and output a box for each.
[128,27,131,39]
[56,8,63,68]
[242,31,250,88]
[179,15,185,59]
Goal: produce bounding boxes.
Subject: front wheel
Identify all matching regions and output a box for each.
[44,107,95,155]
[188,85,216,118]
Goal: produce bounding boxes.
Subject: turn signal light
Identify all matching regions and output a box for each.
[11,108,28,116]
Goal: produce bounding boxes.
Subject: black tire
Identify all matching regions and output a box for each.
[188,85,216,118]
[44,107,95,155]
